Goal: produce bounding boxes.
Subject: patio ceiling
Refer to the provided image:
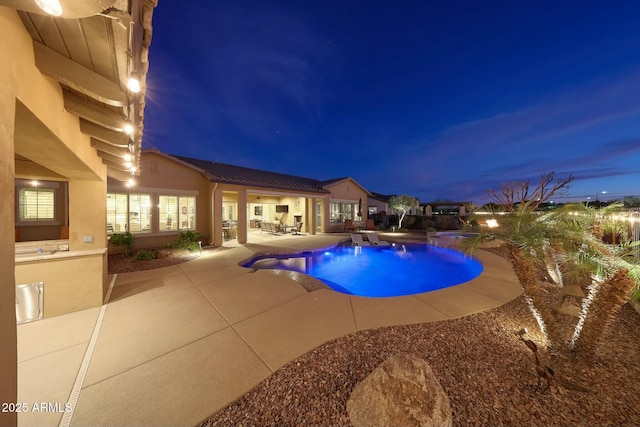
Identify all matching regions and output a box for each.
[1,0,157,182]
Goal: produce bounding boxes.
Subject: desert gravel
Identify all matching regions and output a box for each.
[199,296,640,427]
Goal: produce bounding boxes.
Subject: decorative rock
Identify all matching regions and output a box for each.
[346,354,452,427]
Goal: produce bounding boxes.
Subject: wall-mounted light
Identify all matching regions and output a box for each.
[123,153,132,162]
[125,161,132,168]
[30,180,39,187]
[130,166,137,173]
[35,0,62,16]
[126,77,141,93]
[126,178,135,187]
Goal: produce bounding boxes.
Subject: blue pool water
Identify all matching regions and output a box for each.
[242,243,483,297]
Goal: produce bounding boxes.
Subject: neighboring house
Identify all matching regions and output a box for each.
[368,192,422,217]
[420,201,473,216]
[109,149,372,249]
[1,2,157,421]
[368,192,393,216]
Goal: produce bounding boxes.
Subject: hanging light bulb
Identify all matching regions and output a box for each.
[123,153,132,162]
[123,123,134,135]
[126,178,135,187]
[35,0,62,16]
[127,77,141,93]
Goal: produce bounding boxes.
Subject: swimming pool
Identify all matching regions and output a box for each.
[242,243,483,297]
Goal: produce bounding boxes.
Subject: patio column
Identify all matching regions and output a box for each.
[0,82,17,427]
[308,197,316,235]
[237,189,247,244]
[211,184,223,246]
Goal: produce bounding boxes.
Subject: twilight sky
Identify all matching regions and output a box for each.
[144,1,640,204]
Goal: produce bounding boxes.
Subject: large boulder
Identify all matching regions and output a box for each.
[347,354,452,427]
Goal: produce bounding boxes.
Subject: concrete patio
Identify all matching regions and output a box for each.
[17,232,522,427]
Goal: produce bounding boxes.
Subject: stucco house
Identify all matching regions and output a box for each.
[108,149,372,250]
[1,1,157,423]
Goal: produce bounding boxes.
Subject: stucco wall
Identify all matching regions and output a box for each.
[0,9,19,425]
[1,8,111,422]
[15,252,105,317]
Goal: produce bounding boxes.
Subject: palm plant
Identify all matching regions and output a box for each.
[463,174,638,356]
[562,203,638,357]
[463,208,575,349]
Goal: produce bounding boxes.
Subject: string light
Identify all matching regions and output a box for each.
[126,77,141,93]
[35,0,62,16]
[123,123,134,135]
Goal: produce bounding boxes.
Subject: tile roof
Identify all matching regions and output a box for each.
[172,154,331,194]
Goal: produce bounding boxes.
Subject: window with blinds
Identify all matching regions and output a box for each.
[19,188,55,221]
[159,195,196,231]
[107,192,152,234]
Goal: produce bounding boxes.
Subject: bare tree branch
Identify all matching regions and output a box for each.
[486,172,574,213]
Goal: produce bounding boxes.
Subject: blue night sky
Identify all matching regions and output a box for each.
[144,1,640,204]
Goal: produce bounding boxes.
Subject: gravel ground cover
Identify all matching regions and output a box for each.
[200,296,639,427]
[108,249,204,274]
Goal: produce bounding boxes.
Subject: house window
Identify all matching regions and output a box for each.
[107,192,152,234]
[19,187,55,221]
[329,201,358,223]
[128,193,152,233]
[159,195,196,231]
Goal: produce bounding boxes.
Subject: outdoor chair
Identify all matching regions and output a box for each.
[351,233,370,246]
[292,222,303,235]
[368,233,391,246]
[344,219,356,232]
[365,218,376,231]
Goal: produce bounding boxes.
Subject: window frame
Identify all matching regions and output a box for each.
[16,180,60,225]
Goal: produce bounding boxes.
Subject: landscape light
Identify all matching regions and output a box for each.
[486,219,499,228]
[35,0,62,16]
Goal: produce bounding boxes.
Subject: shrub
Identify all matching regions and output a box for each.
[110,232,135,256]
[134,250,156,261]
[167,230,202,251]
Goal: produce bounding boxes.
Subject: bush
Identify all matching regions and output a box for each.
[110,232,135,256]
[166,230,202,251]
[134,250,156,261]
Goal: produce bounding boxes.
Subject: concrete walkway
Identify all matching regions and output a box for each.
[17,233,522,427]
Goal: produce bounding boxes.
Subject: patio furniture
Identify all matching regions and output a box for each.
[260,222,282,235]
[344,219,356,232]
[368,233,391,246]
[365,218,376,231]
[292,222,303,235]
[351,233,370,246]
